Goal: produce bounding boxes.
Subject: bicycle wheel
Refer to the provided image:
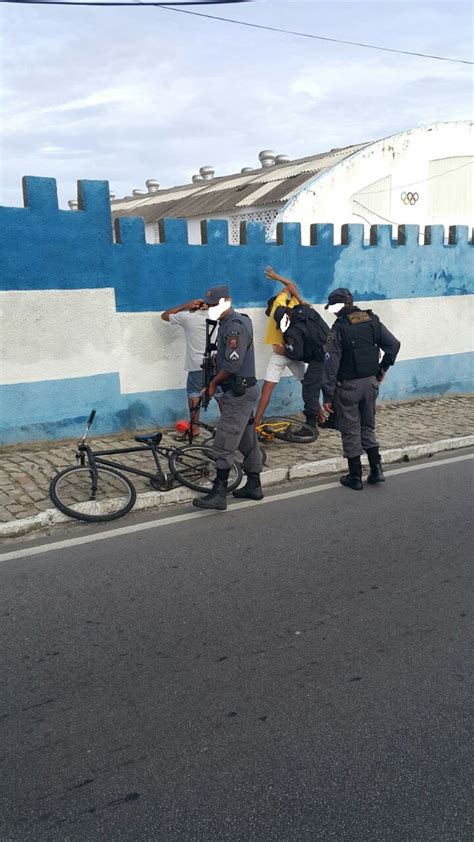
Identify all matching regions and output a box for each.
[169,445,243,494]
[50,465,137,522]
[264,417,319,444]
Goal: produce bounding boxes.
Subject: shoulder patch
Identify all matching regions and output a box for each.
[326,332,335,346]
[227,334,239,350]
[347,311,371,325]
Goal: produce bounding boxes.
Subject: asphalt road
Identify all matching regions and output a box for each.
[0,452,472,841]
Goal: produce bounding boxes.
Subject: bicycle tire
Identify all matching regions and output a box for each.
[50,465,137,523]
[264,416,319,444]
[169,445,242,494]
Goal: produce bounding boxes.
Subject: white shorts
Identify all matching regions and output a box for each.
[264,351,306,384]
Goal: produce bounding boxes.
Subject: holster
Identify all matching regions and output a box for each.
[229,375,246,397]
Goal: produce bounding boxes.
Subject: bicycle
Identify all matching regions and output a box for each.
[49,410,243,523]
[256,416,318,444]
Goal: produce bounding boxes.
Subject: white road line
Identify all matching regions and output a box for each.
[1,453,472,563]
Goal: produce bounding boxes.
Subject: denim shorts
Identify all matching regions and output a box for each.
[186,370,203,398]
[186,370,223,399]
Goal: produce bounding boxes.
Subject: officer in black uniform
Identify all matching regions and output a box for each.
[322,288,401,490]
[193,285,263,511]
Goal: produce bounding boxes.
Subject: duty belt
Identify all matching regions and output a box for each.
[221,376,257,392]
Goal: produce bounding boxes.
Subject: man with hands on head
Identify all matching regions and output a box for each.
[255,266,326,435]
[254,266,305,429]
[161,296,209,438]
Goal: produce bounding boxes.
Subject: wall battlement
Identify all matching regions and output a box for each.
[0,176,472,444]
[0,177,472,311]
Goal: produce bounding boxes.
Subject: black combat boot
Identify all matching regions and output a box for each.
[366,447,385,484]
[192,468,229,510]
[293,413,319,440]
[340,456,363,491]
[232,472,264,500]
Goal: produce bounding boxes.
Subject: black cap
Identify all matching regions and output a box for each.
[204,285,230,305]
[324,287,352,309]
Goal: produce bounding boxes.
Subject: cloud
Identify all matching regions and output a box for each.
[0,1,472,207]
[290,78,322,99]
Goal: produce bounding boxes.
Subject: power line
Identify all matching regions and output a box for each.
[159,5,473,66]
[3,0,472,65]
[1,0,251,5]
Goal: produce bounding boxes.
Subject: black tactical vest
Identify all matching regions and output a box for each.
[337,308,382,380]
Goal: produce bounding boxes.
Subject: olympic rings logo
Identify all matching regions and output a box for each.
[401,191,419,205]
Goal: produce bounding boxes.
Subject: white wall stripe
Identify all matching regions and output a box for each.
[1,290,473,393]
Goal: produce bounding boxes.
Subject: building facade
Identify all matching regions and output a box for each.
[110,121,473,244]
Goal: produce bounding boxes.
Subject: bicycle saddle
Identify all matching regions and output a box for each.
[135,432,163,445]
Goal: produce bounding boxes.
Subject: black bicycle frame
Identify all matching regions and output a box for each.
[78,443,169,484]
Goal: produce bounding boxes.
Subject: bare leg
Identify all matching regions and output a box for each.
[189,397,201,436]
[254,381,277,428]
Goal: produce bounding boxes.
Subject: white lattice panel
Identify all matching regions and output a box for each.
[230,210,279,244]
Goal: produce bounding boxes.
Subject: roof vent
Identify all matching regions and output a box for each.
[192,174,204,183]
[68,199,78,210]
[109,191,116,201]
[275,154,290,165]
[241,167,254,174]
[146,179,160,193]
[199,165,215,181]
[132,189,147,198]
[259,150,276,168]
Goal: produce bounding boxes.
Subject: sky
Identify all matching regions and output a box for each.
[0,0,472,207]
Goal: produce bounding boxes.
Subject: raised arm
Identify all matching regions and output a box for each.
[161,299,204,322]
[265,266,303,304]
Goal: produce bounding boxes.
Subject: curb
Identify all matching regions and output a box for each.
[288,435,474,480]
[1,435,473,540]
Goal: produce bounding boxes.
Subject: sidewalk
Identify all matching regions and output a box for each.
[0,395,473,537]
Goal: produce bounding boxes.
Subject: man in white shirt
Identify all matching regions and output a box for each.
[161,298,209,437]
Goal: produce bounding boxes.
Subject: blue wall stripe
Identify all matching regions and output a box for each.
[1,352,472,445]
[0,178,472,311]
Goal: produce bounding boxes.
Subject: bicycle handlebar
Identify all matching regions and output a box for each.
[80,409,97,443]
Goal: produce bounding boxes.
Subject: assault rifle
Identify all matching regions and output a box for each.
[201,318,218,410]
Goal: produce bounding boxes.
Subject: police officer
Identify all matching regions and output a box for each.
[322,288,401,490]
[193,285,263,511]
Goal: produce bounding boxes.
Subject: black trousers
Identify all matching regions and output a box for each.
[302,360,323,418]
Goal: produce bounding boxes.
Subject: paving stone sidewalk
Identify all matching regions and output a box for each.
[0,395,472,526]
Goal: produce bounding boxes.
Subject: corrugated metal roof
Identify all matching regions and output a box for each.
[250,171,317,206]
[112,141,372,222]
[235,180,286,207]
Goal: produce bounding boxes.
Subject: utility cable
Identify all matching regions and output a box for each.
[159,5,473,65]
[1,0,251,5]
[2,0,472,65]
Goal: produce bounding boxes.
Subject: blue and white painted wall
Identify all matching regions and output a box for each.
[0,177,473,444]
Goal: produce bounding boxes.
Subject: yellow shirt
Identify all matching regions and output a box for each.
[264,291,299,345]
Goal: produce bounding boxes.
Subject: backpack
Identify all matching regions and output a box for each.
[281,304,329,363]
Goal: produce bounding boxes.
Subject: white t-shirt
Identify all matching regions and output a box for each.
[168,310,208,372]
